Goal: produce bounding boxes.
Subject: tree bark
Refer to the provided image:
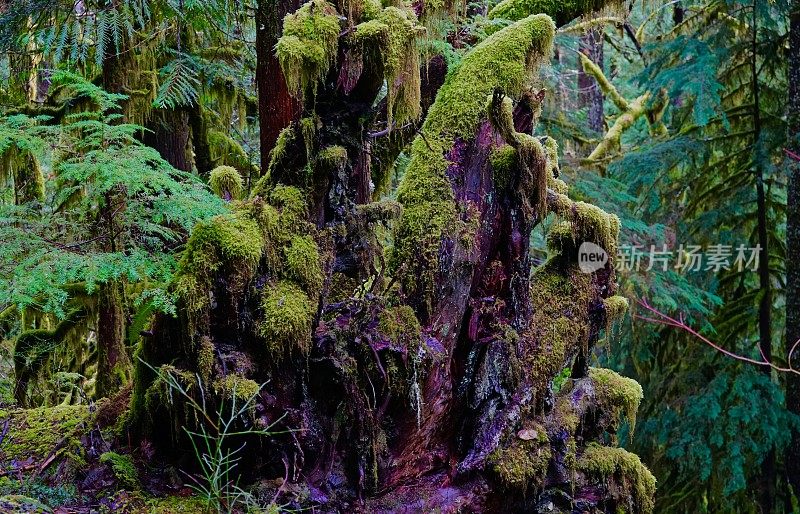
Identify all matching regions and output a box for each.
[752,2,775,510]
[785,0,800,499]
[96,282,131,399]
[255,0,300,171]
[578,27,605,133]
[144,108,192,172]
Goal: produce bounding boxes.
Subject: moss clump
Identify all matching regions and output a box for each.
[209,165,244,200]
[589,367,643,434]
[545,220,575,254]
[526,259,593,395]
[276,0,341,98]
[100,451,139,489]
[213,374,260,403]
[260,281,315,357]
[488,0,619,25]
[549,198,620,257]
[318,145,348,169]
[487,427,551,492]
[603,295,628,322]
[577,443,656,514]
[145,494,210,513]
[355,7,423,126]
[284,234,324,295]
[207,130,256,177]
[197,336,215,382]
[378,305,421,348]
[0,404,90,470]
[174,210,265,312]
[490,145,518,192]
[391,14,556,309]
[0,495,52,513]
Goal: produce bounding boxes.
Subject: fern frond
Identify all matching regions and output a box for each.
[154,55,201,109]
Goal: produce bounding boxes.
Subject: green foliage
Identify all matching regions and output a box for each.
[0,72,224,317]
[100,452,140,489]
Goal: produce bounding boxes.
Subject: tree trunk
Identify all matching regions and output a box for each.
[133,8,655,512]
[579,27,605,133]
[785,0,800,498]
[752,2,775,511]
[255,0,300,171]
[144,108,192,172]
[96,282,131,399]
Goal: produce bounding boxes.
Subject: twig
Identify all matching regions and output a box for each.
[634,297,800,375]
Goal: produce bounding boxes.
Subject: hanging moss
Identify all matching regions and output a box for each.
[207,129,255,177]
[488,0,619,25]
[100,451,139,489]
[391,14,556,309]
[577,443,656,514]
[0,146,45,204]
[260,281,315,357]
[197,336,215,382]
[588,367,643,434]
[209,165,244,200]
[284,234,324,295]
[276,0,341,98]
[603,295,628,322]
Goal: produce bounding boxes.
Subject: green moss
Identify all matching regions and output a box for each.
[0,405,90,470]
[145,494,210,513]
[318,145,348,169]
[0,495,52,513]
[284,234,324,295]
[488,0,619,25]
[209,165,244,200]
[545,220,575,254]
[100,451,139,489]
[589,367,643,434]
[213,374,260,403]
[549,198,620,257]
[197,336,215,382]
[174,210,265,312]
[577,443,656,514]
[378,305,421,347]
[276,0,341,98]
[391,14,556,309]
[603,295,628,322]
[487,427,551,492]
[260,281,315,357]
[207,130,255,176]
[526,259,593,395]
[490,145,518,192]
[0,146,45,204]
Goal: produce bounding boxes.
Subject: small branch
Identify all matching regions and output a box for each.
[634,297,800,375]
[785,148,800,161]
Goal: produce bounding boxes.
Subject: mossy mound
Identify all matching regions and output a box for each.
[488,0,619,25]
[577,443,656,514]
[209,165,244,200]
[0,404,91,470]
[99,451,139,489]
[589,367,643,434]
[284,235,324,296]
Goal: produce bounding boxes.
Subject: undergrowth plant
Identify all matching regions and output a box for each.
[144,361,286,514]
